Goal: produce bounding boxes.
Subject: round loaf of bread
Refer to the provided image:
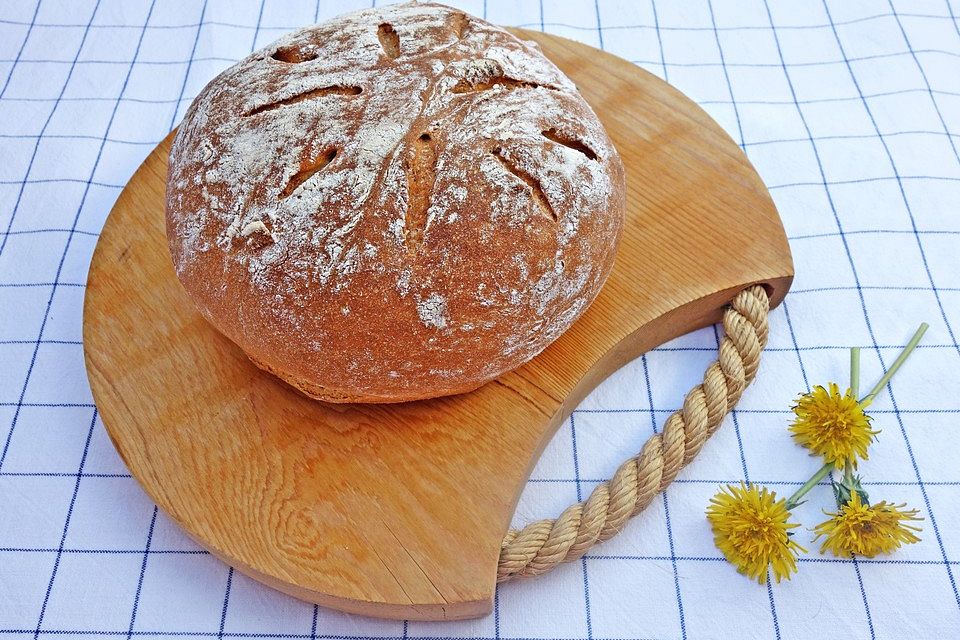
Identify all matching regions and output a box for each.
[165,2,625,403]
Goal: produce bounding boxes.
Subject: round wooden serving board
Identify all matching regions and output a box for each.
[84,30,792,621]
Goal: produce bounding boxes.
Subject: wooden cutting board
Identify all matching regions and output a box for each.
[83,29,792,620]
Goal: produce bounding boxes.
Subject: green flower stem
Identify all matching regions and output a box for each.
[850,347,861,400]
[786,461,834,510]
[860,323,928,408]
[846,347,860,489]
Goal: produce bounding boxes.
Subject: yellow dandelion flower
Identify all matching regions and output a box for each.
[814,491,922,558]
[790,382,877,468]
[706,483,805,583]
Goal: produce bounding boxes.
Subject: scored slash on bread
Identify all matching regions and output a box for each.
[244,86,362,118]
[165,1,625,403]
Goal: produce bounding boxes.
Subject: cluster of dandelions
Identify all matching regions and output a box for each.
[706,324,928,584]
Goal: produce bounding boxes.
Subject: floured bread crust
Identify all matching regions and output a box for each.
[165,2,625,403]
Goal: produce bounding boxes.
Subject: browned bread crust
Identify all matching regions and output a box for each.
[165,2,625,403]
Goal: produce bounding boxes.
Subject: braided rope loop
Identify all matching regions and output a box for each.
[497,285,770,581]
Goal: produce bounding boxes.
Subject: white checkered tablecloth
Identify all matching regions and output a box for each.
[1,0,959,638]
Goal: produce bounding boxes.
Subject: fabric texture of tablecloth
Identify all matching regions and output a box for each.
[1,1,959,638]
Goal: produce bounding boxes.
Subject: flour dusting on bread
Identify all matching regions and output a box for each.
[165,2,625,402]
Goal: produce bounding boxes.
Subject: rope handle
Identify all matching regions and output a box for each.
[497,285,770,581]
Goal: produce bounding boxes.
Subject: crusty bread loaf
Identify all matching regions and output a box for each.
[165,2,625,403]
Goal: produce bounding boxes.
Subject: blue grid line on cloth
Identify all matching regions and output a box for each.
[0,47,960,74]
[167,0,209,132]
[126,504,158,640]
[8,476,960,486]
[567,414,595,639]
[8,474,960,486]
[5,130,960,155]
[28,407,98,640]
[6,47,960,68]
[3,403,960,413]
[4,228,960,242]
[1,0,959,639]
[640,355,690,638]
[3,549,960,566]
[4,174,960,191]
[1,9,960,32]
[5,86,960,106]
